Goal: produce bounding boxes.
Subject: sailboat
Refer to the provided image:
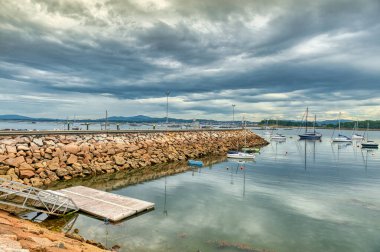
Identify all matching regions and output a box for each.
[332,112,352,142]
[352,121,365,140]
[298,107,322,140]
[271,133,286,141]
[271,119,286,141]
[227,127,256,159]
[227,151,256,159]
[361,122,378,148]
[263,119,272,136]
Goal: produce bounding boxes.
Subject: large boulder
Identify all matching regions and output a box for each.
[0,155,7,163]
[4,156,25,167]
[71,163,82,173]
[5,145,17,153]
[16,144,29,151]
[63,144,80,154]
[127,145,139,152]
[19,162,34,180]
[66,154,78,165]
[19,169,35,179]
[114,156,126,166]
[56,168,69,177]
[30,177,43,187]
[48,162,60,171]
[33,138,44,146]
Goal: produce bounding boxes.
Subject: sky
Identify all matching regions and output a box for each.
[1,0,380,121]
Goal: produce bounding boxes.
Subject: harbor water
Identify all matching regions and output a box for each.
[32,128,380,251]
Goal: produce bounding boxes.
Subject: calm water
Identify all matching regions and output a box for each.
[53,129,380,252]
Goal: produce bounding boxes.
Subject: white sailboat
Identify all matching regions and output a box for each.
[271,133,286,141]
[227,151,256,159]
[332,112,352,142]
[270,119,286,141]
[263,119,272,136]
[352,121,364,140]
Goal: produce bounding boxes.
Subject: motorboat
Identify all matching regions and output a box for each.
[227,151,255,159]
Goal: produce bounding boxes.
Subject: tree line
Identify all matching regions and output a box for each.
[258,120,380,129]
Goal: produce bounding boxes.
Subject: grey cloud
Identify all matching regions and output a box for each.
[0,0,379,119]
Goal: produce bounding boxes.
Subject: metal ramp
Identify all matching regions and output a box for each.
[0,178,78,216]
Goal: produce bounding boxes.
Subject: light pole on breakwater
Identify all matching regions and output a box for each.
[232,104,236,127]
[165,91,171,127]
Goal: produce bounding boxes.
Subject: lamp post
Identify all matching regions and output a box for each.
[165,91,170,126]
[232,104,236,127]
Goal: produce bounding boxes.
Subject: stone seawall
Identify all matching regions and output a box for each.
[0,130,267,187]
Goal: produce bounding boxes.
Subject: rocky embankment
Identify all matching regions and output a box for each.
[0,210,109,252]
[0,130,267,187]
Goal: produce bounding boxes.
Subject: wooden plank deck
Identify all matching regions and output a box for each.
[57,186,154,222]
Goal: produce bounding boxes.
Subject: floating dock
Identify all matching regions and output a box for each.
[57,186,154,222]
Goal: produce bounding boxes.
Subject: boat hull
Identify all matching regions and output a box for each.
[352,135,365,140]
[361,142,379,148]
[332,138,352,142]
[227,153,255,159]
[299,134,322,140]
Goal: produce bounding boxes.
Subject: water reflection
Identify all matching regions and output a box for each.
[163,176,168,216]
[38,129,380,252]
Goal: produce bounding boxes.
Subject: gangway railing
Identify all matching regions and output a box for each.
[0,178,78,216]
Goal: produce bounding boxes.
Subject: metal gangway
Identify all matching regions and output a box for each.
[0,178,78,216]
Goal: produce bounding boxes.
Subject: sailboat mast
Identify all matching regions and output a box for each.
[314,114,316,133]
[338,112,341,134]
[305,107,308,133]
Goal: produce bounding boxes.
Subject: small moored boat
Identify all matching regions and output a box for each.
[361,122,378,149]
[332,134,352,142]
[352,121,364,140]
[271,133,286,141]
[188,160,204,167]
[241,147,260,153]
[332,112,352,142]
[361,141,378,149]
[227,151,255,159]
[298,108,322,140]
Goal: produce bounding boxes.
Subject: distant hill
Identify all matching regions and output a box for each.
[0,114,33,120]
[0,114,225,124]
[0,114,358,125]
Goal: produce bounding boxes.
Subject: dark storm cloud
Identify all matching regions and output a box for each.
[0,0,380,118]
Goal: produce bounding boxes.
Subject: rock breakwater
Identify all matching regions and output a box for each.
[0,130,267,187]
